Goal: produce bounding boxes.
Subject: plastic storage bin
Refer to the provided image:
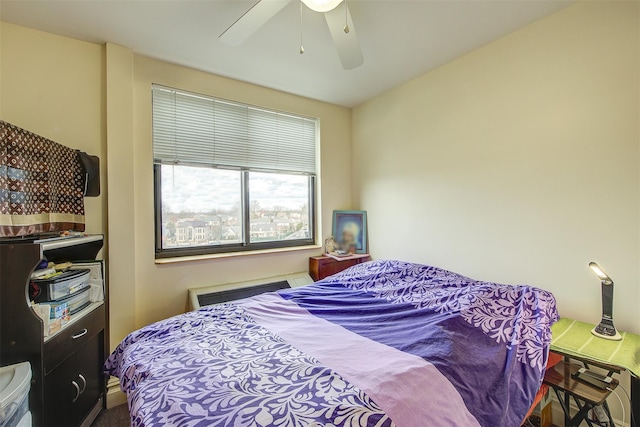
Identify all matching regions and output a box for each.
[44,287,91,316]
[30,269,90,302]
[0,362,31,427]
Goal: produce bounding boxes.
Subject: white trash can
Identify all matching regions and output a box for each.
[0,362,32,427]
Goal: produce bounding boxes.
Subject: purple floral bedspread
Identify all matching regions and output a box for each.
[105,260,558,427]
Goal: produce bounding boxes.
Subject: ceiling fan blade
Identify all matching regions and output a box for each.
[220,0,292,46]
[324,3,363,70]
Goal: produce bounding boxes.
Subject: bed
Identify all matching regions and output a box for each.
[105,260,559,427]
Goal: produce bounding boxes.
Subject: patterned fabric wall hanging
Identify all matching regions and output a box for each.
[0,120,86,237]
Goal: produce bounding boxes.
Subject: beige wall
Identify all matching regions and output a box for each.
[353,2,640,335]
[0,22,352,349]
[3,0,637,352]
[109,53,352,346]
[0,22,107,235]
[105,43,136,351]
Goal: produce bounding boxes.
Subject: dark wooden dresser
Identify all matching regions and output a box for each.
[0,235,107,427]
[309,254,371,281]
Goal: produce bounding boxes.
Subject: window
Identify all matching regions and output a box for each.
[153,85,317,258]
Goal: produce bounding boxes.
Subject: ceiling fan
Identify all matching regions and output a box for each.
[219,0,364,70]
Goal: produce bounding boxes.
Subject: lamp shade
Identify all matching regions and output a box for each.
[301,0,344,12]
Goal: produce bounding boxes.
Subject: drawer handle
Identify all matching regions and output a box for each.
[78,374,87,394]
[72,329,88,340]
[71,381,81,403]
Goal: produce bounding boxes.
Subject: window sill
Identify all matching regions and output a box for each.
[155,244,323,264]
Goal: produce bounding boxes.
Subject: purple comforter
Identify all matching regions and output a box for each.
[105,260,558,427]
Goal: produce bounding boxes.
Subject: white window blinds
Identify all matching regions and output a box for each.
[152,85,318,174]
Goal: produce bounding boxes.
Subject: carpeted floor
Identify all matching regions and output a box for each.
[91,403,130,427]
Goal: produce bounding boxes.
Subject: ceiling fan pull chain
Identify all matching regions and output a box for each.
[299,1,305,54]
[343,0,349,34]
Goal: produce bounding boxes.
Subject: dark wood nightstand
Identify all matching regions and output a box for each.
[543,356,620,426]
[309,254,371,281]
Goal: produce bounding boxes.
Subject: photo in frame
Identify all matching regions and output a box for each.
[332,210,368,254]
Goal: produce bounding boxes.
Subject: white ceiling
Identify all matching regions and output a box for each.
[0,0,572,107]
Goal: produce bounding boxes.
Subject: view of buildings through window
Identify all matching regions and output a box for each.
[159,165,310,249]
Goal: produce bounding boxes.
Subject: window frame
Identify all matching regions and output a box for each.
[154,165,317,259]
[151,85,320,259]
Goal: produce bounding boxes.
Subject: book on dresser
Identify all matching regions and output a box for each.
[0,234,108,427]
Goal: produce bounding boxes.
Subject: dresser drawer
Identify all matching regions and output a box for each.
[44,304,105,374]
[309,255,371,281]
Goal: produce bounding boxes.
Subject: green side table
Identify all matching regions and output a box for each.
[551,318,640,426]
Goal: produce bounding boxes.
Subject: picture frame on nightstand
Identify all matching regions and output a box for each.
[332,210,367,254]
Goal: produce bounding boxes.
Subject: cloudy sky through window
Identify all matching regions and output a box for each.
[161,165,308,213]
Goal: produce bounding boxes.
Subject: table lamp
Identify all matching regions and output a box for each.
[589,262,622,341]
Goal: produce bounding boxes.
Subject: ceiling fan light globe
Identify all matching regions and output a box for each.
[301,0,344,13]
